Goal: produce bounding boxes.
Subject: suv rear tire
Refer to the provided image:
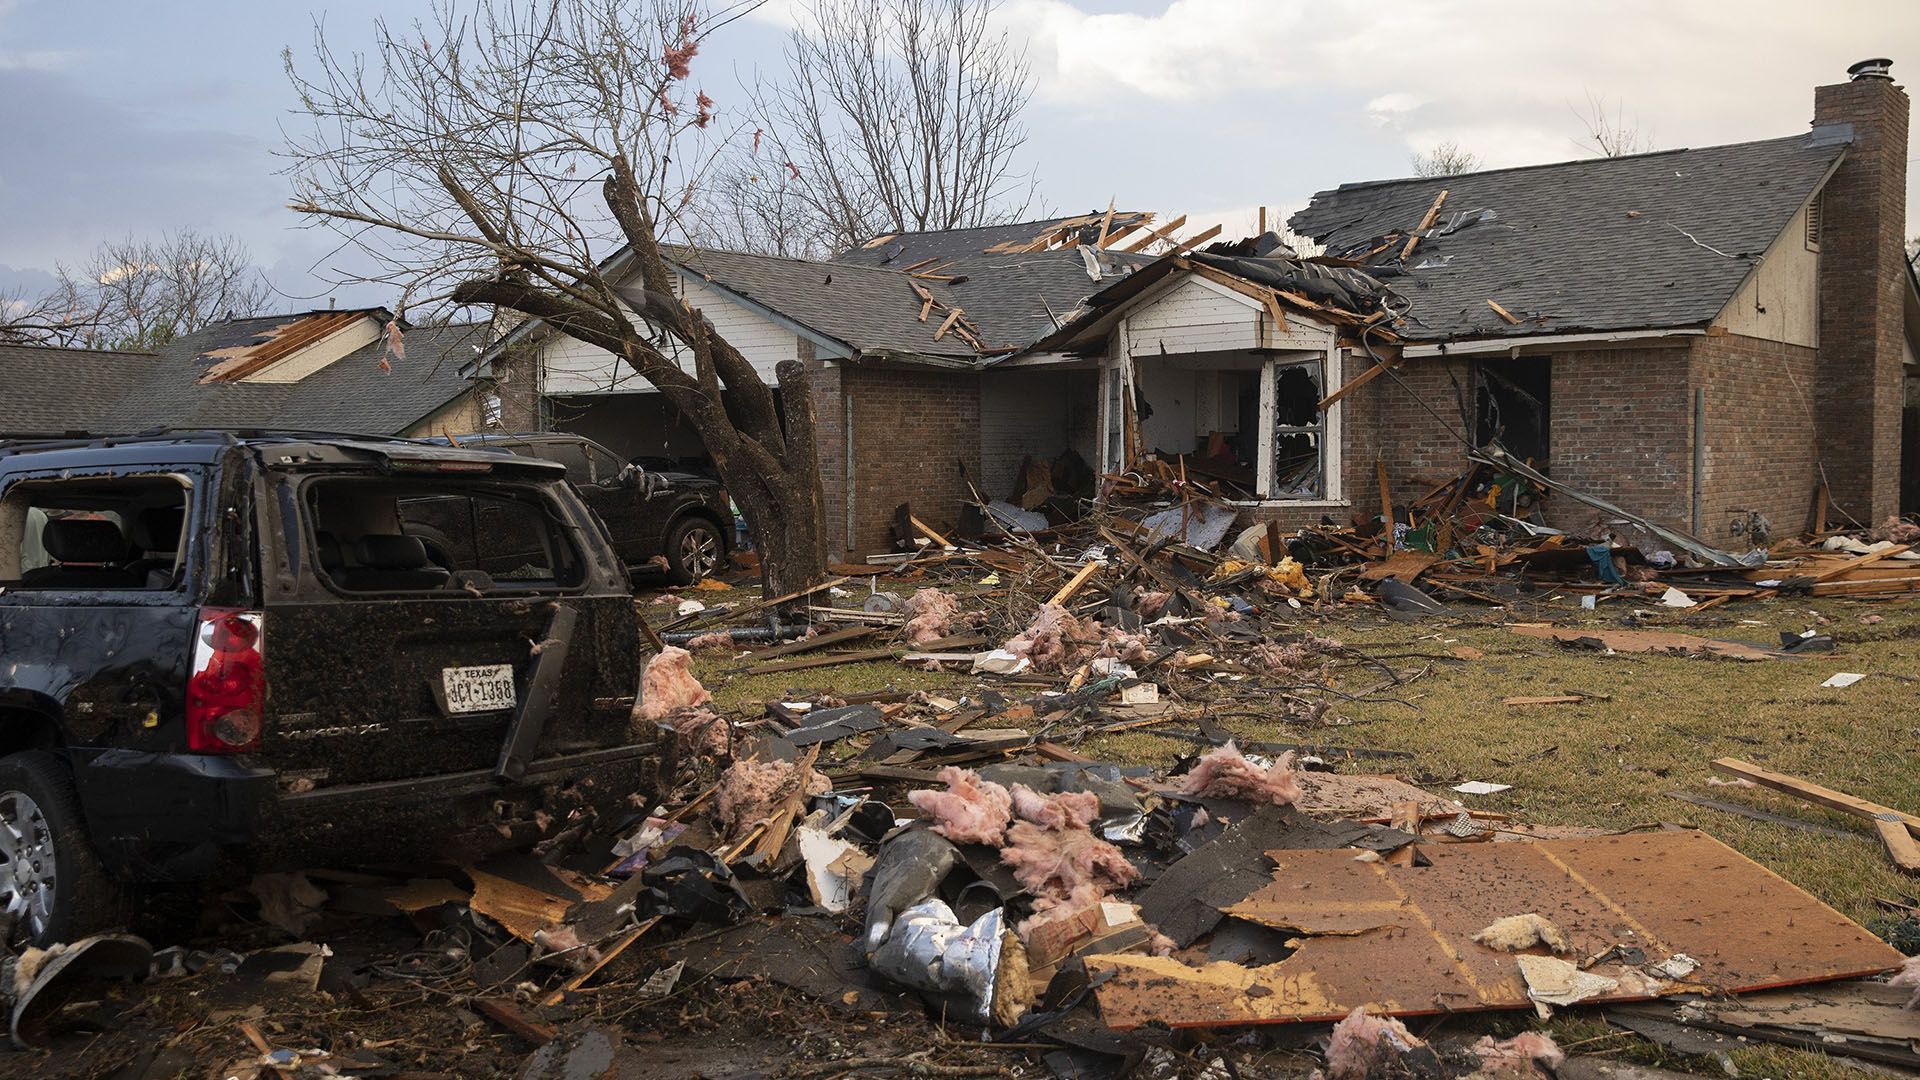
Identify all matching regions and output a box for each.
[664,517,723,585]
[0,751,125,946]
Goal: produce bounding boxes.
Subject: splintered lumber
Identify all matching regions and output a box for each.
[1375,459,1394,556]
[1487,299,1523,324]
[1712,758,1920,842]
[474,998,558,1046]
[1399,188,1449,259]
[933,307,964,341]
[678,576,851,631]
[737,625,874,664]
[1164,223,1223,257]
[1317,356,1396,411]
[1095,197,1116,247]
[1096,215,1152,249]
[1119,214,1188,253]
[1048,559,1104,606]
[743,647,899,676]
[1812,543,1913,582]
[909,514,955,548]
[1875,818,1920,873]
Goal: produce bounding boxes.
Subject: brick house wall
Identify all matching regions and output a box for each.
[1689,334,1821,540]
[835,364,982,557]
[1542,346,1694,531]
[1813,73,1909,523]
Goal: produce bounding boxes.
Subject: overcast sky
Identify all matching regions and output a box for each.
[2,0,1916,312]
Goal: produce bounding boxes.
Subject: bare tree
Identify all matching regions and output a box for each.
[690,160,833,258]
[285,0,832,598]
[1410,140,1481,177]
[737,0,1037,257]
[2,232,272,350]
[1573,92,1656,158]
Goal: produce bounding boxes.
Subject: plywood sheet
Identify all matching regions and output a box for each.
[1087,831,1901,1029]
[1508,625,1782,661]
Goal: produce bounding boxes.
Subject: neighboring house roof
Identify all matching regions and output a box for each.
[0,344,158,434]
[73,317,487,435]
[1289,130,1850,341]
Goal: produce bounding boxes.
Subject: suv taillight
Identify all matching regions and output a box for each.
[186,608,265,753]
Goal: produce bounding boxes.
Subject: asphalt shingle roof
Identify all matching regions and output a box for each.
[672,245,1113,357]
[0,344,158,434]
[1288,131,1849,341]
[830,212,1153,270]
[72,318,486,435]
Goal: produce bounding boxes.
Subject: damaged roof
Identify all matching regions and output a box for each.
[1289,130,1850,341]
[85,318,485,435]
[0,343,158,434]
[671,244,1120,358]
[832,211,1156,269]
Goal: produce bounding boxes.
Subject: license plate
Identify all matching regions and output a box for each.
[442,664,517,714]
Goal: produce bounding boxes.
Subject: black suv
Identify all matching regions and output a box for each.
[425,434,731,585]
[0,431,650,944]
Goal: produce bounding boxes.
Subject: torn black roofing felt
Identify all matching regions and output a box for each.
[1288,131,1849,341]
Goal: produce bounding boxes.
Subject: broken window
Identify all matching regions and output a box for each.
[1474,357,1551,468]
[0,475,191,591]
[301,479,584,594]
[1268,361,1326,499]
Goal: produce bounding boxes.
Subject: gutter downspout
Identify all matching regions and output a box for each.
[1692,388,1705,536]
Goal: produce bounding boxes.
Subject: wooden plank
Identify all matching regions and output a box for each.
[1095,198,1116,247]
[541,917,661,1005]
[737,625,874,664]
[1812,482,1830,535]
[1119,214,1188,253]
[1712,758,1920,839]
[1812,543,1913,582]
[933,308,963,341]
[1096,216,1151,249]
[750,744,821,863]
[1317,356,1397,411]
[1400,189,1448,260]
[1875,817,1920,873]
[678,576,851,632]
[474,997,558,1046]
[909,514,954,548]
[1048,560,1104,606]
[742,647,899,676]
[1163,223,1223,257]
[1487,299,1523,324]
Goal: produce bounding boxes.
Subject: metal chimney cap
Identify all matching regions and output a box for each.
[1847,58,1894,81]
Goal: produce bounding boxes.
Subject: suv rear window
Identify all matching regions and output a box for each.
[0,475,191,591]
[302,478,584,594]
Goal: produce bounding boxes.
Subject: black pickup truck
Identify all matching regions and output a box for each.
[0,431,650,944]
[421,433,731,584]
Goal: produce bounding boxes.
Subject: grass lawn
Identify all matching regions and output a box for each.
[646,578,1920,1077]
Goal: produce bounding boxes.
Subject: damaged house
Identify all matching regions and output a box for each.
[1024,62,1919,544]
[480,64,1914,557]
[0,308,492,437]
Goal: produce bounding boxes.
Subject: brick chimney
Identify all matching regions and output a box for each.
[1812,59,1909,524]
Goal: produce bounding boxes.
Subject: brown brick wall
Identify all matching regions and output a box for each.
[1813,75,1910,523]
[837,365,982,557]
[1542,346,1694,531]
[1346,352,1474,525]
[1689,334,1821,539]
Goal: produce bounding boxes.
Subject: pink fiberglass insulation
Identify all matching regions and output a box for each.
[901,588,962,646]
[1871,516,1920,544]
[683,631,737,652]
[714,757,830,837]
[1002,604,1088,671]
[667,706,731,758]
[1010,784,1100,831]
[1097,628,1151,664]
[1324,1007,1424,1080]
[1890,954,1920,1008]
[635,646,712,722]
[1135,590,1172,620]
[905,766,1013,845]
[1175,742,1300,806]
[1471,1033,1566,1076]
[1002,819,1139,937]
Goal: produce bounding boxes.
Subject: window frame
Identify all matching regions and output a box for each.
[0,469,200,598]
